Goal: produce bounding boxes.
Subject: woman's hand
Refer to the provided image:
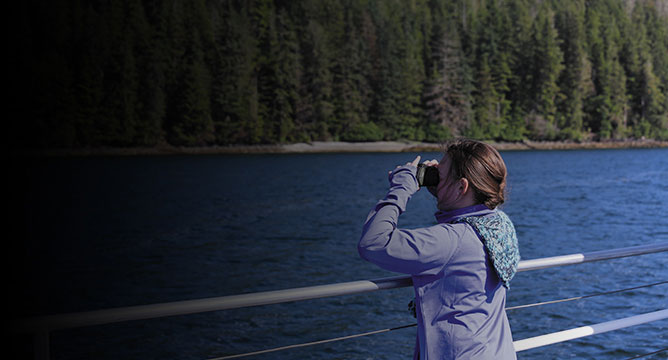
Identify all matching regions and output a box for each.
[389,156,421,176]
[386,156,422,195]
[385,156,441,197]
[422,159,439,167]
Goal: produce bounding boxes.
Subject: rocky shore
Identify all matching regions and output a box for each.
[25,139,668,157]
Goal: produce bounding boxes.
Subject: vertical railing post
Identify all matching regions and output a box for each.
[34,331,50,360]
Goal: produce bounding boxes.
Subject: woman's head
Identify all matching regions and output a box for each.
[436,139,507,210]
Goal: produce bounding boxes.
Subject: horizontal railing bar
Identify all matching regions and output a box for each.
[513,308,668,352]
[516,241,668,272]
[15,242,668,333]
[15,276,413,333]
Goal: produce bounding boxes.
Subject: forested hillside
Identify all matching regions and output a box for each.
[9,0,668,148]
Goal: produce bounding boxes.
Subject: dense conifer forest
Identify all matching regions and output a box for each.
[9,0,668,148]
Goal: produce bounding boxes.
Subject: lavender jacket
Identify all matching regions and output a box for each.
[358,164,516,360]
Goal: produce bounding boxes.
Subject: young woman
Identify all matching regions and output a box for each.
[358,139,519,359]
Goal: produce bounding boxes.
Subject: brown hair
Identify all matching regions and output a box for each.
[443,139,507,209]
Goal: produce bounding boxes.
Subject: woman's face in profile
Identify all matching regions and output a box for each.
[434,155,460,211]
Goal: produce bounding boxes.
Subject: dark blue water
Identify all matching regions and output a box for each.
[17,149,668,359]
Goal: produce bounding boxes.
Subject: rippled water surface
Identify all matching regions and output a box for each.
[19,148,668,359]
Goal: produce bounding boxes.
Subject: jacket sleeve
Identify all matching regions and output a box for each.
[357,165,461,275]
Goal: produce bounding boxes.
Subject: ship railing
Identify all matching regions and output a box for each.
[15,241,668,360]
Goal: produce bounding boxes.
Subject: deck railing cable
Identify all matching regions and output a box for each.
[504,279,668,311]
[210,324,417,360]
[210,280,668,359]
[623,347,668,360]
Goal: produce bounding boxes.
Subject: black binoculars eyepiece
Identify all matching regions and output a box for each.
[416,164,439,187]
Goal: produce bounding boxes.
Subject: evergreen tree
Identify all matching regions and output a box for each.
[337,0,378,141]
[554,0,587,140]
[487,0,514,140]
[527,6,563,139]
[253,0,276,143]
[72,1,108,146]
[422,1,470,140]
[395,2,427,140]
[270,8,300,143]
[164,0,214,146]
[92,1,141,146]
[213,1,258,144]
[294,0,337,141]
[585,0,628,139]
[471,55,500,139]
[134,0,167,146]
[370,0,425,140]
[467,0,514,140]
[501,0,534,140]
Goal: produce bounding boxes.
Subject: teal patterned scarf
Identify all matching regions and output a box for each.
[460,211,520,288]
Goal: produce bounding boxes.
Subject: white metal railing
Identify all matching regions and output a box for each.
[513,309,668,352]
[15,241,668,360]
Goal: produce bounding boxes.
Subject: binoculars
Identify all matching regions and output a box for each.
[416,164,439,187]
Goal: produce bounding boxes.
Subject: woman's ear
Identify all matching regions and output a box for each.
[458,178,470,197]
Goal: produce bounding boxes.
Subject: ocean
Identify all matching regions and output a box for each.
[16,148,668,359]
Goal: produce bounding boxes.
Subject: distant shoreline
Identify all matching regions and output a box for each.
[21,139,668,157]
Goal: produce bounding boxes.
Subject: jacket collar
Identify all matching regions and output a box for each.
[434,204,493,224]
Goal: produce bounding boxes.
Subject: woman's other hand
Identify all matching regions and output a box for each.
[387,156,422,194]
[409,156,421,167]
[389,155,422,176]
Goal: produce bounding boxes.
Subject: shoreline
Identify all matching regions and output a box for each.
[18,139,668,157]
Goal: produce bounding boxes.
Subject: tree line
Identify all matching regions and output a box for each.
[9,0,668,148]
